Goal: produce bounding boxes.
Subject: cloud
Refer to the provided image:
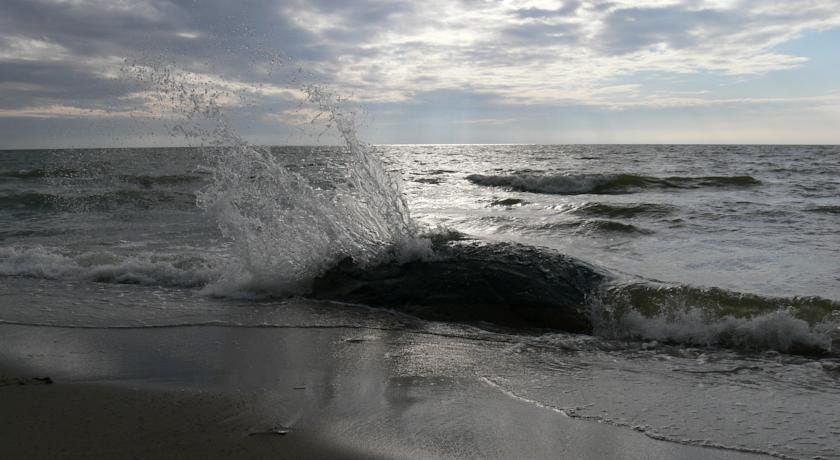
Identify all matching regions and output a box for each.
[515,2,582,20]
[262,107,327,126]
[0,104,147,119]
[275,0,840,106]
[0,0,839,145]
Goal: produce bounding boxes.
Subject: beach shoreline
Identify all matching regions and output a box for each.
[0,323,767,459]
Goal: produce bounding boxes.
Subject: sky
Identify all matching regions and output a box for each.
[1,0,840,148]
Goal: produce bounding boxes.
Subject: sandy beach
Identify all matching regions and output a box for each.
[0,323,768,459]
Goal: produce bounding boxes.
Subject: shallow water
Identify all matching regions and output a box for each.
[2,144,840,458]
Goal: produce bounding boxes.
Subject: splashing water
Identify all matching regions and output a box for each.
[123,58,425,296]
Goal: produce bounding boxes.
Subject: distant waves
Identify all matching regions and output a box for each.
[466,172,761,195]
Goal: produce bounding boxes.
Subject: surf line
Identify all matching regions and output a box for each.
[477,376,791,459]
[478,376,575,418]
[0,318,524,346]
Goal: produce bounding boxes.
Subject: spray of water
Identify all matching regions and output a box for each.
[123,57,427,296]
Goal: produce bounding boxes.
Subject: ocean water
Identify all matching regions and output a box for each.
[2,143,840,458]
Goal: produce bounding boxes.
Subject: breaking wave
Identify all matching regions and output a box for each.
[593,282,840,354]
[2,238,838,354]
[603,308,835,354]
[0,245,216,288]
[467,173,760,195]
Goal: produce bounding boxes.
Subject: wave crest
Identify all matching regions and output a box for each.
[594,282,840,354]
[467,173,760,195]
[0,245,216,287]
[571,202,673,218]
[605,308,835,354]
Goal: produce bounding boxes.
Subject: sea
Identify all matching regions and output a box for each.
[1,142,839,459]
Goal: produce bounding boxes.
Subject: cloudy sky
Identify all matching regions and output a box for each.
[1,0,839,147]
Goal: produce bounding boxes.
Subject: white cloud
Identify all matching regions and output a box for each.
[121,64,306,116]
[0,104,148,118]
[1,0,839,143]
[43,0,165,20]
[0,36,72,62]
[284,0,840,108]
[262,107,327,126]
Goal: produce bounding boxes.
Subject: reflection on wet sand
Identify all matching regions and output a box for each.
[0,324,763,459]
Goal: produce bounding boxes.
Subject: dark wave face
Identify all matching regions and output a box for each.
[533,219,653,236]
[570,202,674,219]
[577,219,653,235]
[312,240,605,333]
[490,197,527,206]
[466,173,761,195]
[116,174,206,187]
[311,239,836,354]
[0,167,80,179]
[0,150,208,216]
[806,205,840,214]
[0,192,57,211]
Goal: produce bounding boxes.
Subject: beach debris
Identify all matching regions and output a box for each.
[248,426,291,436]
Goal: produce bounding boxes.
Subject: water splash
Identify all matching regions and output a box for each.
[123,58,426,296]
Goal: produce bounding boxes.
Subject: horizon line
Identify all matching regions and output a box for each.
[2,142,840,151]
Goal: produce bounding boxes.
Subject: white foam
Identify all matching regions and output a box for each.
[598,306,836,353]
[0,245,216,288]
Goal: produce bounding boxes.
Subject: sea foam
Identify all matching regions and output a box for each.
[0,245,215,288]
[592,282,840,354]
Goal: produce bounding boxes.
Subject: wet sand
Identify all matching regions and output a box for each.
[0,324,767,459]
